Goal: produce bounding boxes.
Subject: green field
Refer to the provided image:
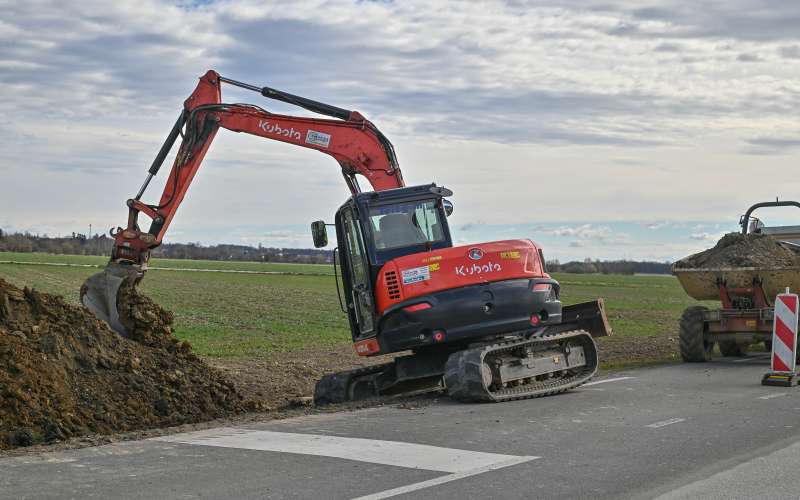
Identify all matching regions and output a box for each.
[0,252,714,358]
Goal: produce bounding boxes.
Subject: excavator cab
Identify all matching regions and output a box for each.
[313,184,454,341]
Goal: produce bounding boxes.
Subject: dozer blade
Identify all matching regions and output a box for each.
[80,262,144,336]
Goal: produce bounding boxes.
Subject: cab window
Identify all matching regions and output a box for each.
[368,200,444,250]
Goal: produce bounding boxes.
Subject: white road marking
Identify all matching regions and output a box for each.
[583,376,635,387]
[759,393,789,400]
[646,418,686,429]
[153,428,537,474]
[731,354,771,363]
[350,456,535,500]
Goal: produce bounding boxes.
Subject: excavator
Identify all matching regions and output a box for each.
[81,70,612,403]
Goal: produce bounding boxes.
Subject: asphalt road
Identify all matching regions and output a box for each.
[4,353,800,500]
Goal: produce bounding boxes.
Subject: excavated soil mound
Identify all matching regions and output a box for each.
[0,278,247,449]
[674,232,800,269]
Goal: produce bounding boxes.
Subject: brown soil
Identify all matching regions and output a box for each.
[207,348,395,409]
[0,278,251,450]
[596,334,679,366]
[674,232,800,269]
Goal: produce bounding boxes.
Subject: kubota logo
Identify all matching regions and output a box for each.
[455,262,502,276]
[468,248,484,260]
[258,120,301,140]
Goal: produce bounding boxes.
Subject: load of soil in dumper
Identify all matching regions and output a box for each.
[674,232,800,269]
[0,277,247,450]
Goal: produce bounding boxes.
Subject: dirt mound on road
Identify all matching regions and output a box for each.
[0,278,247,450]
[674,232,800,269]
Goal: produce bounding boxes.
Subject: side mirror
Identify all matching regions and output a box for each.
[311,220,328,248]
[443,199,454,217]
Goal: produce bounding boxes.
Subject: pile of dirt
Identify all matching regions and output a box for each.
[674,232,800,269]
[0,278,249,449]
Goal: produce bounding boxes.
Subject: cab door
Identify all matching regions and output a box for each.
[340,207,375,336]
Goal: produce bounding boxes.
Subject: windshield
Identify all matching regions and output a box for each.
[368,200,444,250]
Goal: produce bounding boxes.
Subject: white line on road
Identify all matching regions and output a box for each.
[350,456,535,500]
[153,428,537,474]
[583,376,635,387]
[646,418,686,429]
[732,354,771,363]
[759,393,789,400]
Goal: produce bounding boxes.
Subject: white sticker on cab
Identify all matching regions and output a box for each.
[402,265,431,285]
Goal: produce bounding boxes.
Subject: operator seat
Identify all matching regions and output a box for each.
[378,213,426,248]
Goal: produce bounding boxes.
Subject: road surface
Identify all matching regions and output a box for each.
[3,354,800,499]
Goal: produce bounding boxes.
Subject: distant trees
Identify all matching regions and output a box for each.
[546,259,671,275]
[0,231,672,273]
[0,231,333,264]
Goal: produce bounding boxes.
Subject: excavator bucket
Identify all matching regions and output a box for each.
[80,263,144,337]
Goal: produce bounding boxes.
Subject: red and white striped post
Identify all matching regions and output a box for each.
[763,288,800,387]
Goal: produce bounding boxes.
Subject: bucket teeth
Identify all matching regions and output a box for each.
[80,263,143,336]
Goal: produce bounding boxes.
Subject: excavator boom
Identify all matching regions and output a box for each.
[82,70,404,335]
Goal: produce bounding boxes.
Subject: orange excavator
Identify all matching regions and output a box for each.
[81,70,611,403]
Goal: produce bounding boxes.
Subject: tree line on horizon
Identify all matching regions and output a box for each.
[0,230,331,264]
[0,230,673,274]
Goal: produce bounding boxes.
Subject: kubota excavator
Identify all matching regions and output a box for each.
[81,70,611,403]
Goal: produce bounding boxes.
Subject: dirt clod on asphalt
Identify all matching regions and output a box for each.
[0,278,249,450]
[674,232,800,269]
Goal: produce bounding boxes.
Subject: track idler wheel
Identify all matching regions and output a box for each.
[313,364,390,406]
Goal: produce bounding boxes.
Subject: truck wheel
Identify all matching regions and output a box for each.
[718,341,745,357]
[679,306,712,362]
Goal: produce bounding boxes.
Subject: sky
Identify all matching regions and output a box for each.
[2,0,800,262]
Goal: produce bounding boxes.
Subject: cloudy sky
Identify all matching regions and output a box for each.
[3,0,800,261]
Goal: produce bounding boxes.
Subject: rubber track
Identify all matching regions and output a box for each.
[313,363,393,405]
[444,330,598,403]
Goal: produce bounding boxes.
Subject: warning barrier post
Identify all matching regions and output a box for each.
[763,288,800,387]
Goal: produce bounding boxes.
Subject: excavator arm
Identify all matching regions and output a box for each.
[82,70,404,335]
[115,70,404,266]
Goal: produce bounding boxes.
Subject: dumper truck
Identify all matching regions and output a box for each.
[673,200,800,361]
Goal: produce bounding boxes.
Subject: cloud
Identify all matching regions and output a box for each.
[779,45,800,59]
[548,224,613,239]
[690,231,725,242]
[653,42,682,53]
[743,137,800,155]
[736,53,763,63]
[3,0,800,254]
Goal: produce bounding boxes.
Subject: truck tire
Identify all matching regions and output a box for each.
[718,341,745,357]
[679,306,712,362]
